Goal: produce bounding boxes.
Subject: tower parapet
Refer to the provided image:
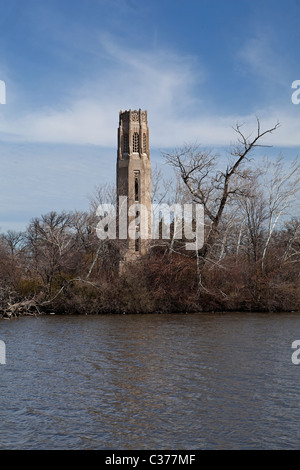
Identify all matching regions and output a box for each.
[118,109,150,159]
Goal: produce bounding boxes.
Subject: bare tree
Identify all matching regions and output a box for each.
[88,182,116,213]
[88,182,127,277]
[281,217,300,264]
[260,155,300,270]
[1,230,25,257]
[237,182,267,263]
[163,119,280,263]
[26,211,77,295]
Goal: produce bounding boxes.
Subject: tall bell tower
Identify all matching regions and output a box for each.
[117,109,151,260]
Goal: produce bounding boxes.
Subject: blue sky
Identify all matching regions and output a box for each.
[0,0,300,231]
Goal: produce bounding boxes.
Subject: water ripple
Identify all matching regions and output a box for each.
[1,313,300,449]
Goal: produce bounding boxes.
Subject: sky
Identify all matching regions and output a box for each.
[0,0,300,232]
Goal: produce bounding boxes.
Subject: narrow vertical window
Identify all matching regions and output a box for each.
[133,132,139,152]
[135,234,140,252]
[135,207,140,252]
[135,175,139,202]
[143,133,147,153]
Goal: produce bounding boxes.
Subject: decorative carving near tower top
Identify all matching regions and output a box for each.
[117,109,151,261]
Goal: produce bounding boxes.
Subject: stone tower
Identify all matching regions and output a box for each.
[117,109,151,260]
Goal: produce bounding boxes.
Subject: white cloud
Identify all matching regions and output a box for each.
[0,36,205,147]
[0,35,300,150]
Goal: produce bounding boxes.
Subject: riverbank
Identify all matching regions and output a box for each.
[1,300,299,319]
[1,239,299,318]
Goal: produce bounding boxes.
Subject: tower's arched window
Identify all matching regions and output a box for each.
[143,133,147,153]
[123,133,129,153]
[133,132,139,153]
